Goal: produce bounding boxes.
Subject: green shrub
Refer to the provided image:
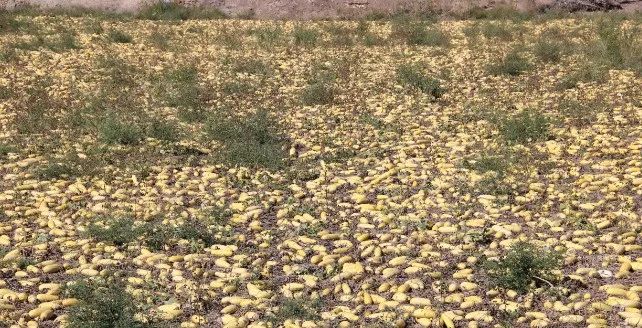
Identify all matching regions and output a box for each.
[301,81,335,105]
[557,62,608,89]
[252,26,283,47]
[396,64,444,98]
[156,64,207,122]
[391,18,449,46]
[14,80,63,134]
[205,110,289,169]
[293,27,319,46]
[487,50,532,76]
[533,39,562,63]
[137,2,225,20]
[231,58,269,75]
[480,22,513,40]
[0,143,15,157]
[148,31,170,49]
[591,20,641,73]
[46,31,81,52]
[86,217,144,246]
[268,298,322,325]
[36,162,78,179]
[148,119,179,142]
[99,118,143,145]
[482,241,562,294]
[65,279,158,328]
[108,29,133,43]
[559,99,605,126]
[499,110,549,144]
[464,153,511,175]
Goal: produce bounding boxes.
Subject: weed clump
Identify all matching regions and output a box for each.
[391,18,449,46]
[137,1,225,20]
[0,143,14,158]
[396,64,444,99]
[148,119,180,142]
[64,278,157,328]
[86,217,144,246]
[108,29,133,43]
[482,241,562,294]
[157,64,207,122]
[487,50,532,76]
[533,39,563,63]
[591,19,642,73]
[558,61,608,89]
[206,110,289,169]
[268,297,321,325]
[36,162,78,180]
[99,117,144,145]
[499,110,549,144]
[293,27,320,46]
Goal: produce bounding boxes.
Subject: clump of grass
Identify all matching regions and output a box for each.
[293,26,320,46]
[99,117,144,145]
[396,64,444,99]
[221,80,253,96]
[464,153,512,175]
[557,61,608,89]
[533,39,563,63]
[14,80,63,134]
[231,57,269,75]
[64,278,158,328]
[252,25,283,47]
[148,119,180,142]
[559,99,605,126]
[590,20,641,74]
[482,241,562,294]
[301,81,335,106]
[391,18,449,46]
[499,110,549,144]
[0,143,15,157]
[137,1,226,20]
[108,29,133,43]
[143,213,230,251]
[148,31,170,49]
[156,64,207,122]
[86,217,144,246]
[205,110,289,169]
[487,50,532,76]
[36,162,78,180]
[268,297,322,325]
[480,22,513,40]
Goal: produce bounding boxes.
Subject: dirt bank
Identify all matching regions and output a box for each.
[3,0,642,18]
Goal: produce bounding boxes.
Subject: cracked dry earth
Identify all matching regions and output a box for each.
[1,14,642,328]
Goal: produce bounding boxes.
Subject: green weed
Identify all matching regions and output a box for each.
[482,241,562,294]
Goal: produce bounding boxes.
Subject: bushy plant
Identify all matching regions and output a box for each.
[137,1,225,20]
[108,29,133,43]
[293,27,319,46]
[99,117,143,145]
[206,110,289,169]
[483,241,562,294]
[396,64,444,98]
[86,217,144,246]
[157,64,207,122]
[487,50,532,76]
[499,110,549,144]
[65,278,158,328]
[533,39,563,63]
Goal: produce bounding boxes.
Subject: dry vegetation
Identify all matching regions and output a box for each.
[0,4,642,328]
